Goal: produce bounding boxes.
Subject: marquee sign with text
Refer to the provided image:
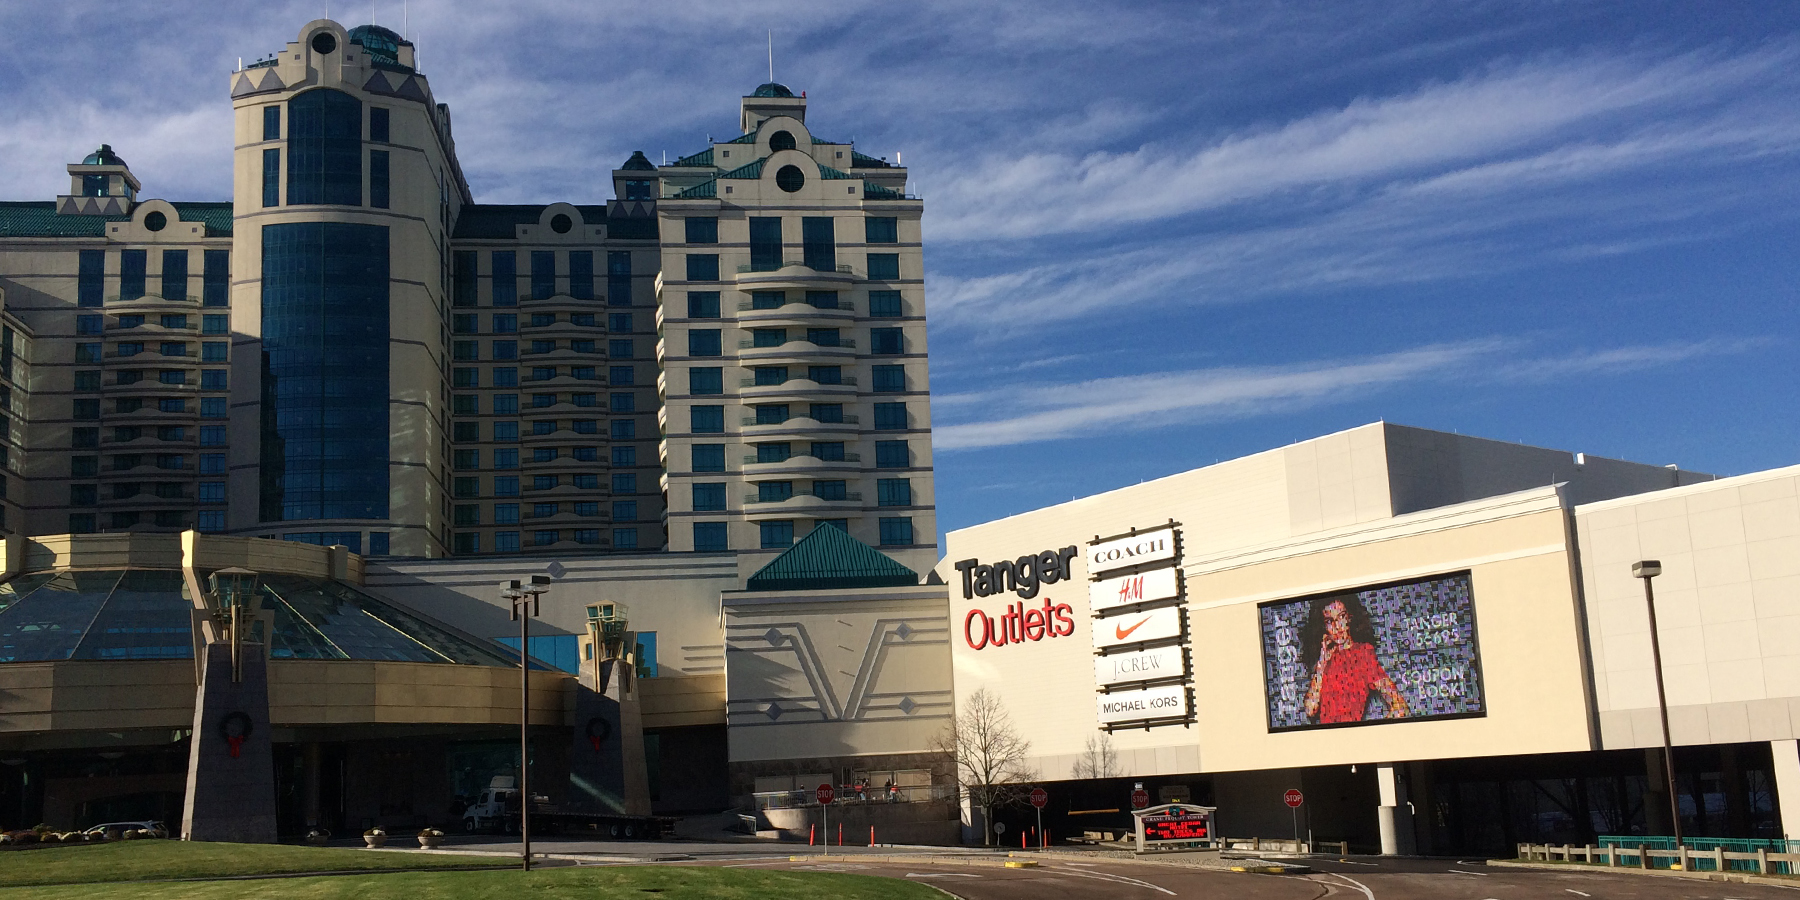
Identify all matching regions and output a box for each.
[1090,523,1192,731]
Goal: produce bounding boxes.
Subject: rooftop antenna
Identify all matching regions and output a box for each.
[768,30,774,83]
[402,0,407,38]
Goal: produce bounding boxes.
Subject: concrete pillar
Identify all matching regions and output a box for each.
[1771,740,1800,841]
[181,642,278,842]
[567,656,650,816]
[1377,763,1414,855]
[302,742,322,829]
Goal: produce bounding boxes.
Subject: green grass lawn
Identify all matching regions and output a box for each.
[2,864,935,899]
[0,840,516,887]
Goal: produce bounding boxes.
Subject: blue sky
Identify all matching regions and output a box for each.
[3,2,1797,539]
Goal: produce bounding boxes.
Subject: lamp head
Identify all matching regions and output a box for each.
[1632,560,1662,579]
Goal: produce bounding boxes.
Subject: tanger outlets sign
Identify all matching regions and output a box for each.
[958,546,1080,650]
[1091,605,1183,650]
[1094,645,1188,687]
[1091,567,1180,614]
[1087,525,1178,576]
[1097,683,1190,725]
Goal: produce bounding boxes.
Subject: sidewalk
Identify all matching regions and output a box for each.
[1491,857,1800,888]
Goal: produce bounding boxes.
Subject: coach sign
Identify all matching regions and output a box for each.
[1087,525,1178,576]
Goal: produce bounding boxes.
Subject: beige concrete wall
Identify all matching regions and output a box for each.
[1576,465,1800,749]
[0,660,194,733]
[722,586,952,762]
[267,660,567,726]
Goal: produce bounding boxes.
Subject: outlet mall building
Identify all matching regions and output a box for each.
[5,19,1800,856]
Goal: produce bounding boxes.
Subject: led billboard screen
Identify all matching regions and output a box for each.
[1258,571,1484,732]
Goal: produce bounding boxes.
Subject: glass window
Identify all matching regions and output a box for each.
[624,179,653,200]
[531,393,555,408]
[868,253,900,281]
[608,251,632,305]
[693,522,728,552]
[568,250,593,300]
[757,442,792,463]
[203,314,228,334]
[571,312,595,327]
[493,313,518,333]
[495,503,520,524]
[876,440,910,469]
[613,528,639,549]
[610,365,635,386]
[611,445,636,466]
[453,341,478,361]
[755,405,789,425]
[202,342,228,361]
[752,328,785,348]
[200,453,226,473]
[610,392,635,413]
[609,313,633,332]
[806,290,839,309]
[609,339,633,358]
[493,340,517,360]
[204,369,227,391]
[160,341,188,357]
[453,395,479,415]
[195,510,225,533]
[491,251,517,306]
[116,342,144,357]
[755,366,788,386]
[880,517,915,546]
[453,368,479,388]
[494,368,518,387]
[369,149,389,209]
[808,365,842,385]
[572,419,598,434]
[263,104,281,140]
[752,290,785,310]
[162,249,189,301]
[203,249,230,307]
[878,478,913,506]
[806,328,839,347]
[495,476,521,496]
[686,292,719,318]
[496,532,521,553]
[287,88,363,205]
[75,371,102,391]
[533,503,559,519]
[76,343,102,363]
[494,421,519,441]
[199,425,226,446]
[685,217,718,244]
[369,532,389,555]
[692,483,726,511]
[749,217,782,272]
[866,216,898,243]
[612,472,637,493]
[573,473,600,489]
[159,398,188,413]
[612,500,638,520]
[873,364,906,392]
[117,314,144,329]
[532,366,556,382]
[531,313,556,327]
[688,329,721,357]
[453,251,478,307]
[121,249,147,300]
[202,397,228,418]
[259,222,389,521]
[802,217,835,271]
[684,254,718,283]
[78,249,104,307]
[533,530,559,547]
[691,444,724,472]
[610,419,636,439]
[690,405,724,434]
[809,403,844,423]
[73,399,100,420]
[369,106,389,143]
[263,148,281,207]
[871,327,905,355]
[531,250,556,300]
[533,447,558,462]
[760,520,794,549]
[452,314,477,334]
[497,448,520,468]
[453,504,481,527]
[76,315,103,335]
[531,420,556,436]
[874,402,908,431]
[759,481,794,503]
[452,421,480,442]
[811,441,846,461]
[813,480,848,501]
[571,392,596,406]
[454,449,480,470]
[493,394,518,414]
[72,428,99,448]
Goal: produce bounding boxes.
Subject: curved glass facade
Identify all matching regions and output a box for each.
[260,222,390,521]
[286,88,363,206]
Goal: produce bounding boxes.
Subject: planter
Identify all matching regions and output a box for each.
[418,835,444,849]
[364,834,387,848]
[305,831,330,846]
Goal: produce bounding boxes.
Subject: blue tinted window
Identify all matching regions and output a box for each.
[692,483,726,511]
[866,217,898,244]
[613,472,637,493]
[610,366,634,386]
[693,522,728,552]
[608,251,632,305]
[760,520,794,549]
[287,88,363,205]
[612,445,637,466]
[200,453,226,474]
[202,397,227,418]
[120,250,146,300]
[613,500,638,520]
[610,393,635,413]
[78,250,104,307]
[690,405,724,434]
[757,443,791,463]
[873,402,907,430]
[868,253,900,281]
[453,251,478,307]
[203,314,228,335]
[568,251,593,300]
[689,367,722,395]
[749,218,782,272]
[496,532,521,553]
[692,444,724,472]
[614,528,639,550]
[495,476,520,497]
[878,478,912,506]
[76,315,102,335]
[263,148,281,207]
[531,251,555,300]
[875,440,909,469]
[369,150,389,209]
[161,250,188,301]
[202,370,227,391]
[369,106,389,143]
[868,291,901,317]
[610,419,636,439]
[491,252,517,306]
[198,510,226,532]
[685,254,718,282]
[872,328,905,356]
[686,217,718,244]
[493,313,517,333]
[687,292,719,318]
[803,217,835,271]
[609,313,632,331]
[493,368,517,387]
[259,222,390,521]
[880,517,914,546]
[688,329,721,357]
[263,105,281,140]
[203,250,229,307]
[609,339,633,358]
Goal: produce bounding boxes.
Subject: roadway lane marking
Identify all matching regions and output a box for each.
[1325,872,1376,900]
[1565,891,1591,897]
[1049,868,1177,895]
[1446,869,1491,876]
[1333,859,1381,866]
[907,873,982,878]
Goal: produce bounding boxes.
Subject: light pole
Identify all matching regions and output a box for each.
[1633,559,1682,853]
[207,568,259,682]
[506,575,550,871]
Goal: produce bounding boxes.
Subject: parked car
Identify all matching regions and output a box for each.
[81,821,166,838]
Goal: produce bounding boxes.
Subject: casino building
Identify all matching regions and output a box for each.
[2,17,1799,856]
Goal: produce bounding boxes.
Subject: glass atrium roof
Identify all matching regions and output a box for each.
[0,570,520,667]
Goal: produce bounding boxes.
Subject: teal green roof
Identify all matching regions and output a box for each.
[719,158,766,179]
[818,163,853,180]
[725,132,758,145]
[673,148,714,168]
[752,82,795,98]
[673,180,717,200]
[0,201,233,238]
[620,151,657,171]
[861,181,903,200]
[82,144,126,167]
[851,150,892,168]
[348,24,403,63]
[745,526,919,592]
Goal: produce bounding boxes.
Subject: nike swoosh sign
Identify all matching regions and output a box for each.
[1115,617,1152,640]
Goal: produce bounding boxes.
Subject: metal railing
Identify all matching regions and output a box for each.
[738,299,853,313]
[1524,840,1798,874]
[739,337,856,350]
[754,784,953,810]
[740,376,857,388]
[736,262,856,276]
[744,491,863,505]
[742,414,860,427]
[743,452,861,464]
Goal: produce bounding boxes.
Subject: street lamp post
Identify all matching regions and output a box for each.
[207,568,260,683]
[505,576,551,871]
[1633,559,1683,854]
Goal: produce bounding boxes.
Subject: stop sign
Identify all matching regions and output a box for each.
[1131,788,1149,809]
[1284,789,1304,808]
[817,783,835,804]
[1030,788,1048,809]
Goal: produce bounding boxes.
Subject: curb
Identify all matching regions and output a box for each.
[1488,858,1800,888]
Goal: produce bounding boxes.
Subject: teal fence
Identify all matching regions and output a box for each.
[1598,836,1796,872]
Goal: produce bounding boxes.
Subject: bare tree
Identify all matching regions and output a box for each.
[934,687,1033,845]
[1070,732,1118,780]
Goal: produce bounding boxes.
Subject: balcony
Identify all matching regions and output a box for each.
[742,414,859,429]
[735,297,856,325]
[745,491,863,506]
[738,376,858,402]
[733,262,858,292]
[736,337,856,362]
[742,451,861,466]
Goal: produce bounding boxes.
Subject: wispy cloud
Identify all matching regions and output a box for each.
[932,338,1757,450]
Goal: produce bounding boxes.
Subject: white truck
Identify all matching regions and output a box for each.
[461,776,667,839]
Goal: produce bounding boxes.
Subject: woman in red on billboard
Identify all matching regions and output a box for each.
[1301,596,1409,724]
